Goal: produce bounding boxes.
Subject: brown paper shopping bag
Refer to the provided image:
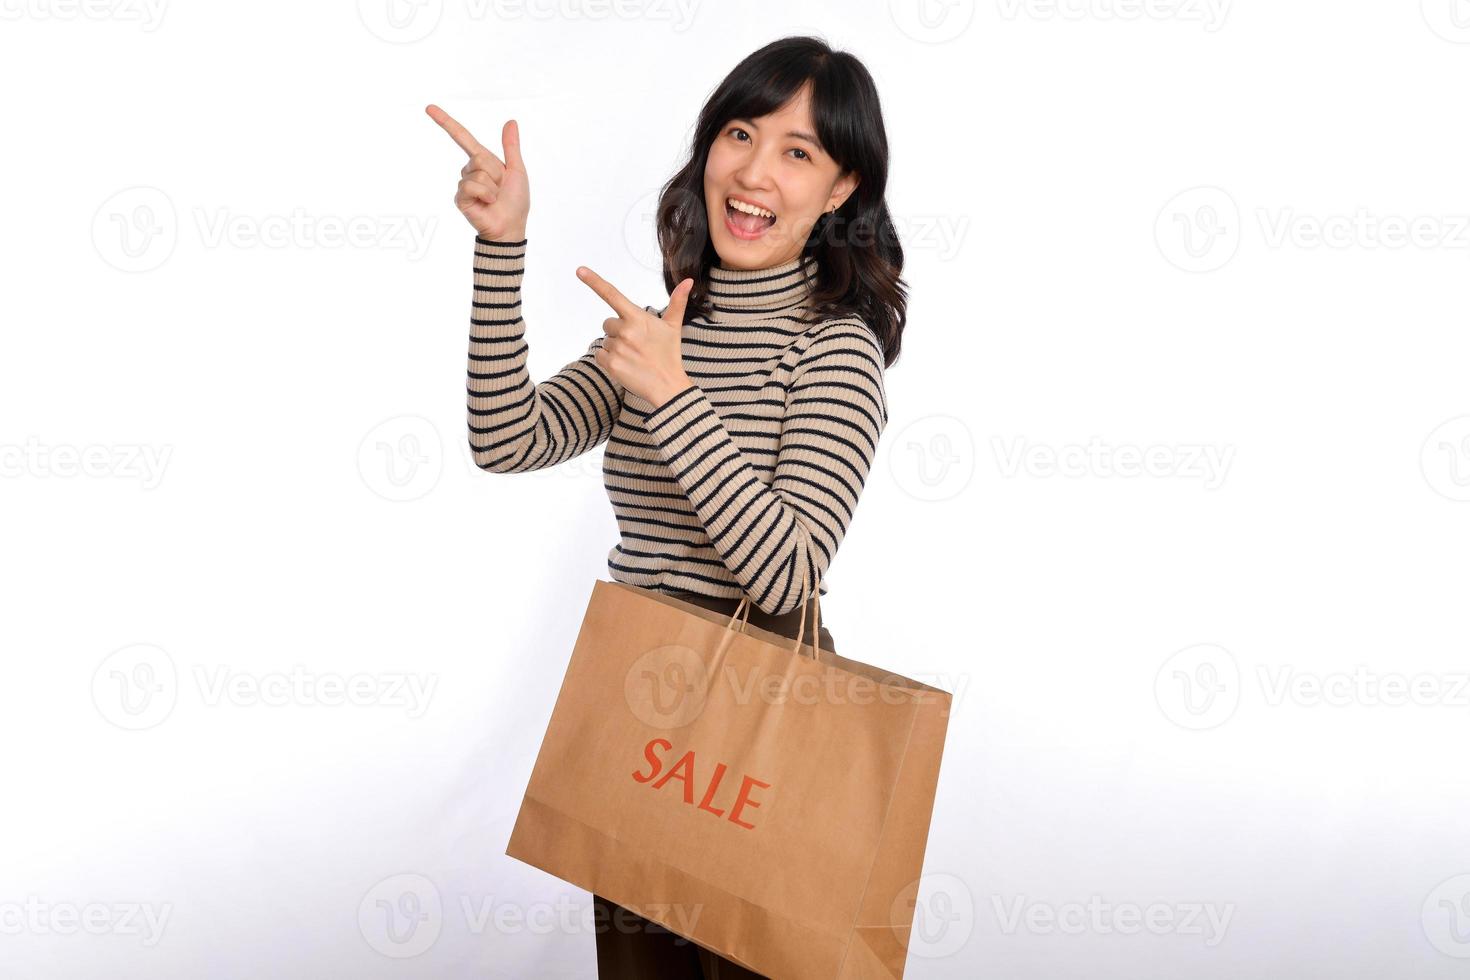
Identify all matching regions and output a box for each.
[505,567,951,979]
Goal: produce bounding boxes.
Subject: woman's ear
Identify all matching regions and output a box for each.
[829,171,860,212]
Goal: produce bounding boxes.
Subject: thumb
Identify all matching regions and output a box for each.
[502,118,527,172]
[663,277,694,329]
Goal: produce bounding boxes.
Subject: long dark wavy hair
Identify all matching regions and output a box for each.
[653,35,907,369]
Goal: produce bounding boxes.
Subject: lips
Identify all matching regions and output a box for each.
[724,197,777,239]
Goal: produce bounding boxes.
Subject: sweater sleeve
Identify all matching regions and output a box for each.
[640,320,889,616]
[467,236,625,473]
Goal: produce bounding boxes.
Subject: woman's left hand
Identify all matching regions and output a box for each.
[577,266,696,409]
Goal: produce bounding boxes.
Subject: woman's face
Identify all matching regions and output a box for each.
[703,83,859,270]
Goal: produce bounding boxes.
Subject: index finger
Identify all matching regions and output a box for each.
[425,104,497,162]
[576,266,641,320]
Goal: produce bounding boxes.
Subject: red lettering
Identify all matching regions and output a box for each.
[632,737,672,783]
[696,762,729,817]
[652,750,696,803]
[632,739,771,829]
[728,775,770,829]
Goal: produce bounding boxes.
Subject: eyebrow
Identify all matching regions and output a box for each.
[730,117,821,148]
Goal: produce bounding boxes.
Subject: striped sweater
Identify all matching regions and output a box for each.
[466,235,889,616]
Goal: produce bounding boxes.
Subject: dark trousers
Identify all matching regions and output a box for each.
[593,590,834,979]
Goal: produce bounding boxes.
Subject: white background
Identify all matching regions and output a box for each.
[3,0,1470,977]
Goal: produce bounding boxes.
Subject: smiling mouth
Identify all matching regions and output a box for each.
[725,197,777,238]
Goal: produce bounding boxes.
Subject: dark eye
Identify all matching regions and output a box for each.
[791,148,810,161]
[729,126,749,142]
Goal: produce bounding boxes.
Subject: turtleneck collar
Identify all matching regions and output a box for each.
[704,252,819,320]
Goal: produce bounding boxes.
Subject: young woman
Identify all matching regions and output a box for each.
[431,34,907,979]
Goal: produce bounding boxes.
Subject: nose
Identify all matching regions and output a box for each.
[733,147,778,190]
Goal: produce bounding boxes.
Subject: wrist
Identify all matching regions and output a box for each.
[649,376,695,411]
[476,228,527,244]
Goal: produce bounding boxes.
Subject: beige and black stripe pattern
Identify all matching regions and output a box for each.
[467,235,888,615]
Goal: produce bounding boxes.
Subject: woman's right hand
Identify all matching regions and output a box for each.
[426,105,530,241]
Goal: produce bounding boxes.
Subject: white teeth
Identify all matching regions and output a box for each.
[727,197,776,219]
